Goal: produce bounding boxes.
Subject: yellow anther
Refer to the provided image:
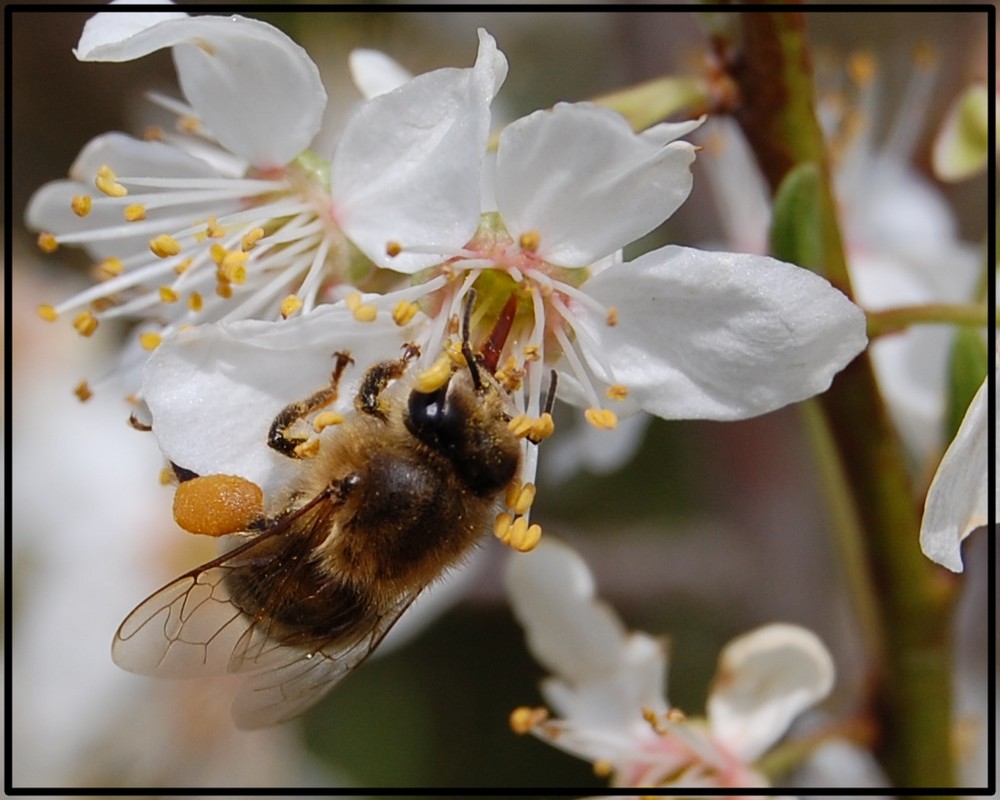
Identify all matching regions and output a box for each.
[37,304,58,322]
[219,250,248,284]
[606,384,629,401]
[392,300,420,327]
[519,230,541,252]
[216,281,233,299]
[509,706,548,735]
[95,258,125,280]
[150,234,182,258]
[210,243,227,265]
[847,51,876,87]
[294,438,321,458]
[187,292,203,312]
[241,227,265,251]
[509,482,536,515]
[37,233,58,253]
[95,165,128,197]
[642,707,666,734]
[585,407,618,430]
[386,240,403,257]
[179,115,200,134]
[353,304,377,322]
[174,257,193,275]
[606,307,619,326]
[158,286,179,304]
[205,216,225,239]
[72,310,99,337]
[313,411,345,433]
[506,516,542,552]
[73,380,93,402]
[415,353,454,393]
[593,760,614,778]
[280,294,303,319]
[493,512,514,543]
[159,467,175,486]
[522,344,542,362]
[345,292,362,311]
[144,125,164,141]
[666,707,686,724]
[445,340,468,368]
[507,413,534,438]
[124,203,146,222]
[529,412,555,442]
[139,331,162,351]
[71,194,92,217]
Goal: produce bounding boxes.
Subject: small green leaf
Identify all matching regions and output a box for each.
[769,161,823,272]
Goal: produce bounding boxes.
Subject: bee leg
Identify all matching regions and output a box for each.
[268,351,354,458]
[354,344,420,420]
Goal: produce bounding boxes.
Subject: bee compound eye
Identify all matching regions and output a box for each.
[406,385,461,448]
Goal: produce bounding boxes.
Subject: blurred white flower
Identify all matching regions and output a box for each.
[505,538,837,790]
[27,11,506,392]
[919,361,992,572]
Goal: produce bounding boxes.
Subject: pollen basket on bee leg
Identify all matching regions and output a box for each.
[173,474,265,536]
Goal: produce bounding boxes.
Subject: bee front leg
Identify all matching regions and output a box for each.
[268,351,354,459]
[355,344,420,420]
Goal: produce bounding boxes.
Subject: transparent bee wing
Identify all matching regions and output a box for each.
[230,590,420,729]
[112,532,286,678]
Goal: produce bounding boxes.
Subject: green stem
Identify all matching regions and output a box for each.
[867,303,990,339]
[718,10,959,789]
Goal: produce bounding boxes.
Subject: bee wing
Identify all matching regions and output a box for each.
[229,589,420,729]
[112,484,341,678]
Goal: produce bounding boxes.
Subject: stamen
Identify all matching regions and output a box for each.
[139,332,162,350]
[37,305,58,322]
[241,227,265,251]
[72,310,98,337]
[187,292,203,312]
[280,294,303,318]
[294,438,321,458]
[219,250,248,284]
[386,241,402,257]
[509,706,548,734]
[74,380,93,402]
[606,384,629,401]
[346,292,377,322]
[95,165,127,197]
[593,760,614,778]
[159,287,179,303]
[37,233,58,253]
[519,230,541,252]
[71,195,92,217]
[150,234,182,258]
[97,258,125,279]
[606,307,619,326]
[585,408,618,430]
[508,482,536,515]
[124,204,146,222]
[392,300,420,327]
[415,353,453,393]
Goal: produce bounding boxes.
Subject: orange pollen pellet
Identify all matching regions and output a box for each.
[72,311,99,337]
[139,332,162,350]
[173,474,264,536]
[150,234,182,258]
[71,195,92,217]
[37,304,58,322]
[280,295,303,318]
[37,233,58,253]
[187,292,203,312]
[124,204,146,222]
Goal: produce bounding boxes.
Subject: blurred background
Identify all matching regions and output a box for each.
[9,6,991,791]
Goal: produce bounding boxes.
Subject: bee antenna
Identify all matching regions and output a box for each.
[462,289,483,393]
[543,370,558,416]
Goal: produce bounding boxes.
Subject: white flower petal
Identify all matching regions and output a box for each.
[142,305,413,503]
[349,48,413,99]
[707,623,835,762]
[495,103,696,267]
[77,13,327,168]
[505,538,667,727]
[333,29,507,274]
[541,411,651,484]
[919,372,991,572]
[577,246,868,420]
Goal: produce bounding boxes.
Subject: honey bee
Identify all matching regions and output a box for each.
[113,295,539,728]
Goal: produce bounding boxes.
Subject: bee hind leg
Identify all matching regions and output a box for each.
[268,351,354,458]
